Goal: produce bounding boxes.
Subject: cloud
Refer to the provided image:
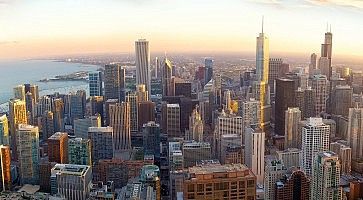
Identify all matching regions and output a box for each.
[0,41,18,45]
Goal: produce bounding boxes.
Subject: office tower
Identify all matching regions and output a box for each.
[183,162,256,200]
[169,142,183,171]
[276,148,302,169]
[0,115,9,145]
[89,96,104,124]
[214,109,243,157]
[48,132,68,164]
[256,21,269,82]
[9,99,27,160]
[68,138,91,166]
[347,107,363,172]
[309,53,317,76]
[311,151,342,200]
[224,89,232,111]
[240,98,260,130]
[188,106,203,142]
[41,111,54,140]
[88,127,114,164]
[330,85,352,117]
[175,82,192,98]
[330,141,351,174]
[24,84,39,103]
[154,57,160,79]
[53,98,64,132]
[104,64,125,101]
[312,74,328,116]
[74,115,101,139]
[349,180,363,200]
[219,134,243,164]
[162,104,181,138]
[94,159,129,189]
[182,142,211,168]
[109,102,131,151]
[285,107,302,149]
[13,85,26,101]
[51,164,92,199]
[143,121,161,159]
[105,99,119,126]
[135,39,151,97]
[0,145,11,191]
[302,118,330,176]
[268,58,289,92]
[126,93,138,135]
[140,165,161,200]
[69,90,86,123]
[88,71,102,97]
[320,30,333,80]
[245,127,265,184]
[25,92,35,124]
[138,101,155,130]
[136,84,148,102]
[264,159,287,200]
[275,168,310,200]
[37,95,53,117]
[204,58,214,86]
[295,87,316,119]
[17,124,39,185]
[162,57,174,96]
[275,78,296,135]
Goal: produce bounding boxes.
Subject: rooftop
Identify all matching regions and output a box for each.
[51,164,90,177]
[88,126,113,133]
[48,132,67,140]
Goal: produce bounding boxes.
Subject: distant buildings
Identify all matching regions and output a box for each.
[104,64,125,101]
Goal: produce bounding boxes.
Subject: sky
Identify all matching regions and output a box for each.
[1,0,363,61]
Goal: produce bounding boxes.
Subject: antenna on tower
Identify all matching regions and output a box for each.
[326,22,329,32]
[262,16,264,33]
[329,24,332,32]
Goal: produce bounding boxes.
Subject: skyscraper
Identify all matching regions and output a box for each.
[104,64,125,101]
[268,58,288,92]
[182,142,211,168]
[70,90,86,122]
[276,148,302,169]
[240,98,260,130]
[204,58,214,86]
[137,101,155,130]
[89,71,103,97]
[17,124,40,185]
[256,20,269,83]
[244,127,265,184]
[264,159,287,200]
[68,138,92,166]
[88,127,114,163]
[126,93,138,135]
[347,107,363,172]
[309,53,317,77]
[0,115,9,145]
[320,30,333,80]
[188,106,203,142]
[301,118,330,176]
[41,111,54,140]
[143,121,161,160]
[0,145,11,191]
[330,85,352,117]
[162,57,174,96]
[74,115,101,139]
[162,104,181,138]
[136,84,148,102]
[275,78,296,135]
[135,39,151,97]
[9,99,27,160]
[47,132,68,164]
[53,98,64,132]
[330,141,351,174]
[312,74,328,116]
[218,134,243,164]
[285,107,302,149]
[311,151,342,200]
[109,102,131,151]
[13,85,26,101]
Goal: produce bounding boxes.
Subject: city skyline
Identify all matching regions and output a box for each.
[1,0,363,62]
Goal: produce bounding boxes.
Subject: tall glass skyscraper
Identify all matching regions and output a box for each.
[89,71,102,97]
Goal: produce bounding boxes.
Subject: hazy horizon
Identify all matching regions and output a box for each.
[1,0,363,64]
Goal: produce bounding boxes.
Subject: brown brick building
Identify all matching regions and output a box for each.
[47,132,68,164]
[275,168,310,200]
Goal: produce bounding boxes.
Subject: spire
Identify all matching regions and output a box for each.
[262,16,264,34]
[329,24,332,33]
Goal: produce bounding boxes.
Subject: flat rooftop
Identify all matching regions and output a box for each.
[51,164,90,176]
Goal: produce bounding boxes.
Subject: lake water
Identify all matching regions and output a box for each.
[0,60,100,111]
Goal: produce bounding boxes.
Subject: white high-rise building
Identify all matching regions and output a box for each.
[276,148,302,169]
[311,151,342,200]
[302,117,330,176]
[224,90,232,111]
[264,159,287,200]
[256,20,269,83]
[135,39,151,97]
[244,127,265,185]
[240,98,260,130]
